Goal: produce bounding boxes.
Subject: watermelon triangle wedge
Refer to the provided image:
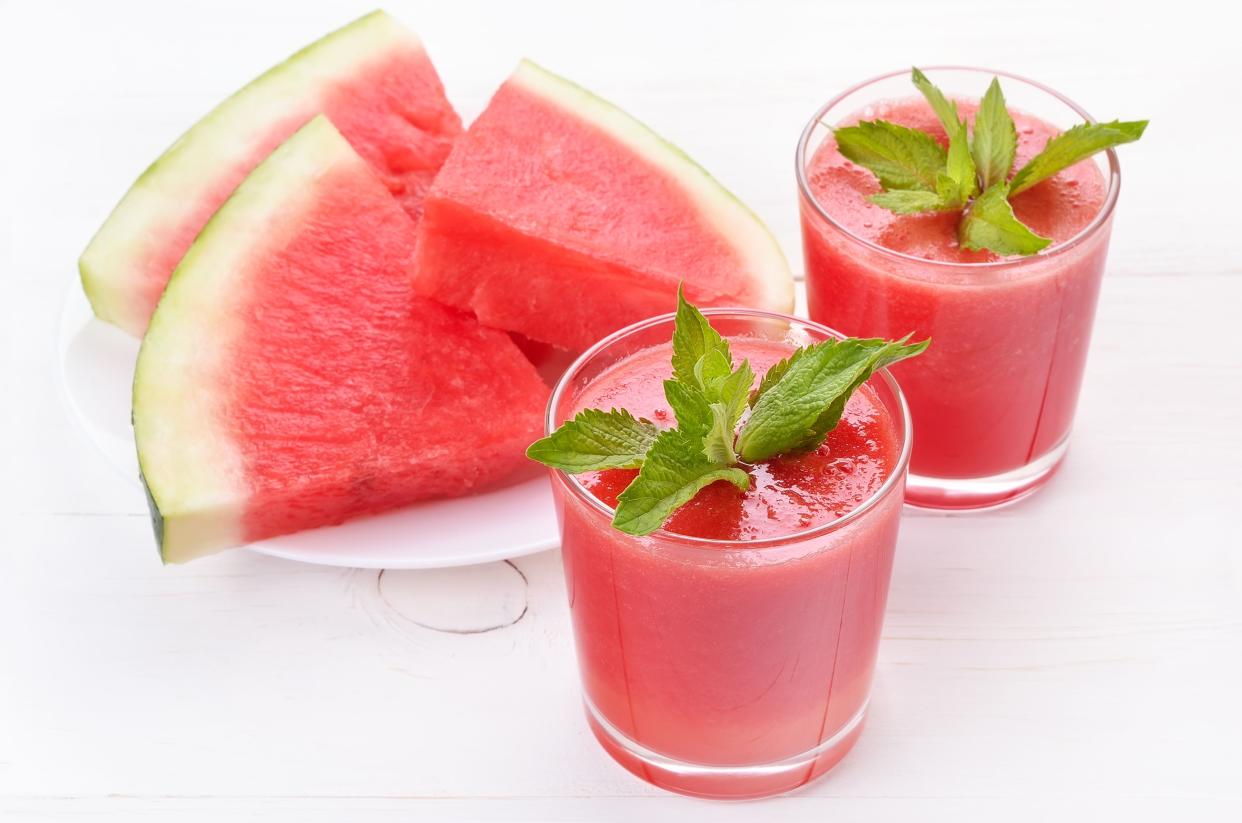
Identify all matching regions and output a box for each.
[133,116,549,564]
[81,10,462,338]
[413,60,794,352]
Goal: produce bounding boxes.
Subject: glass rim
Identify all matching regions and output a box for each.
[543,307,913,550]
[795,64,1122,272]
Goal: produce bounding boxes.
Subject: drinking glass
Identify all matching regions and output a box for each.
[545,309,911,799]
[798,67,1120,509]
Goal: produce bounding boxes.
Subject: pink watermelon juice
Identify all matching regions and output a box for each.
[797,68,1119,509]
[546,311,911,799]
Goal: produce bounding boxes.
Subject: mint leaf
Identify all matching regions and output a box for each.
[693,348,732,393]
[737,336,929,463]
[834,120,947,192]
[834,71,1146,258]
[867,189,949,214]
[526,408,660,472]
[703,402,739,465]
[750,346,805,408]
[959,183,1051,255]
[613,428,750,536]
[663,379,707,431]
[663,356,753,466]
[671,287,731,388]
[971,78,1018,190]
[1010,119,1147,196]
[712,358,754,425]
[666,288,756,467]
[941,115,978,206]
[704,358,753,464]
[911,67,960,137]
[699,358,754,433]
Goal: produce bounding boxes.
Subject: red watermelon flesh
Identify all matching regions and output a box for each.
[413,60,793,352]
[82,11,462,338]
[133,117,547,563]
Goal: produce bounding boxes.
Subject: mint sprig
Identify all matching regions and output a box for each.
[833,67,1147,257]
[526,289,929,536]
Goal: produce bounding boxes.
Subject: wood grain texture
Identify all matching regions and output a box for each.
[1,0,1239,819]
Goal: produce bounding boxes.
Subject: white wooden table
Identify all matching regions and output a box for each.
[3,0,1239,819]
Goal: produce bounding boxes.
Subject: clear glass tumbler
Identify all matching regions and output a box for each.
[544,309,912,799]
[798,67,1120,509]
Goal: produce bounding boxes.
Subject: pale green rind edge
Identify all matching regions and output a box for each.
[80,9,418,337]
[510,60,794,313]
[133,116,360,564]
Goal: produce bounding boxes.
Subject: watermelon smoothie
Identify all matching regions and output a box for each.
[545,310,911,799]
[797,68,1120,509]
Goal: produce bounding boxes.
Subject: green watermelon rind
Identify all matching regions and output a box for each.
[79,10,420,337]
[510,59,794,312]
[133,116,359,564]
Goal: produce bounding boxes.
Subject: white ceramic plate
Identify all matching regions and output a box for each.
[57,287,559,569]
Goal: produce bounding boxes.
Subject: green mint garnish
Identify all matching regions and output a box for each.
[525,408,659,472]
[911,66,960,136]
[664,292,756,466]
[735,336,928,463]
[834,121,947,193]
[970,78,1017,191]
[1009,119,1147,196]
[867,189,951,215]
[833,67,1147,257]
[611,428,751,537]
[959,183,1051,255]
[526,288,929,536]
[670,290,732,386]
[939,113,979,208]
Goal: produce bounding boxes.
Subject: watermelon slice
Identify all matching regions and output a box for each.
[133,116,548,564]
[81,10,461,337]
[413,60,794,352]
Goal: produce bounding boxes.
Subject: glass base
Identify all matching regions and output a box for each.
[904,436,1070,511]
[583,696,868,800]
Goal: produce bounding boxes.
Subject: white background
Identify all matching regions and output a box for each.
[2,0,1240,820]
